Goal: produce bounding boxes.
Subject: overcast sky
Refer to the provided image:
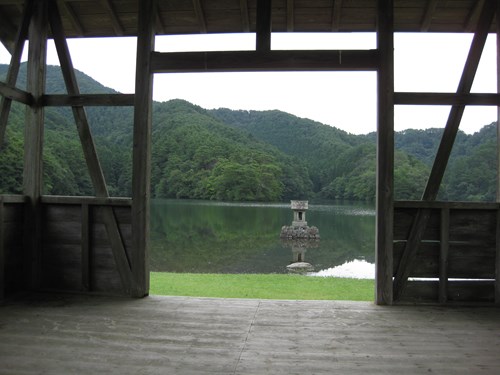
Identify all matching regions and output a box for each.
[0,32,497,135]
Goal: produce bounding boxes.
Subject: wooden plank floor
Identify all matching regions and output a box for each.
[0,294,499,374]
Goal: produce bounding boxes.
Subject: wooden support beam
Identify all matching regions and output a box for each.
[23,0,48,291]
[100,0,124,36]
[0,0,33,148]
[256,0,272,52]
[393,0,495,302]
[465,0,485,32]
[49,1,134,295]
[0,11,17,54]
[287,0,294,32]
[495,209,500,304]
[376,0,394,305]
[57,0,84,36]
[331,0,342,31]
[240,0,250,32]
[151,50,379,73]
[192,0,207,34]
[420,0,438,32]
[0,82,33,105]
[132,0,156,298]
[81,203,90,291]
[42,93,135,107]
[155,3,165,34]
[394,92,500,106]
[439,208,449,304]
[497,0,500,203]
[0,196,4,300]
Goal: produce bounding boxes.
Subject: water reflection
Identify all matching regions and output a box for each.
[150,199,375,275]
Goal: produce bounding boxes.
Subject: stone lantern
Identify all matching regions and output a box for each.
[280,200,320,273]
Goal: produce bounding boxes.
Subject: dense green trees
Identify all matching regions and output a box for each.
[1,63,498,202]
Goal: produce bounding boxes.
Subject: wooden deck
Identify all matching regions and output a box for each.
[0,294,499,375]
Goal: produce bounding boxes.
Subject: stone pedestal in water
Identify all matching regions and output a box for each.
[280,200,320,273]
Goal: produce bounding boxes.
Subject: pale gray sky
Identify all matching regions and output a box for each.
[0,32,497,135]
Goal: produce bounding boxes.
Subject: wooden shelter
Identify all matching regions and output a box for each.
[0,0,500,305]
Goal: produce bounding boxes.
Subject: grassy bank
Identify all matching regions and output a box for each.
[150,272,374,301]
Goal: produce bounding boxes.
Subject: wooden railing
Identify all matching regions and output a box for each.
[394,201,499,305]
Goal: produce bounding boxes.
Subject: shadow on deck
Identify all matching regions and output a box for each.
[0,293,499,374]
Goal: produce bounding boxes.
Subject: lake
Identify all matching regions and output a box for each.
[150,199,376,277]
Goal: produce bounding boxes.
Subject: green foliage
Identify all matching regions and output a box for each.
[1,63,498,202]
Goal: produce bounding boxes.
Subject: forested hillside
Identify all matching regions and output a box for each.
[0,63,497,202]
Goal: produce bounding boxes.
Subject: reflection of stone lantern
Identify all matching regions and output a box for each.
[280,200,320,273]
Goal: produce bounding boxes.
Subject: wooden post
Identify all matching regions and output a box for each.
[0,196,4,299]
[81,203,90,291]
[439,208,449,304]
[132,0,156,297]
[375,0,394,305]
[23,0,48,290]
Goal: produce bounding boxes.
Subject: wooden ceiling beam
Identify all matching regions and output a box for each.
[151,50,379,73]
[331,0,342,31]
[238,0,249,32]
[155,3,165,34]
[58,0,84,36]
[394,92,500,106]
[465,0,485,32]
[256,0,271,52]
[192,0,207,34]
[420,0,438,32]
[239,0,250,32]
[0,11,17,53]
[100,0,124,36]
[287,0,294,32]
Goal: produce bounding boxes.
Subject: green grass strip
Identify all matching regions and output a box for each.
[150,272,374,301]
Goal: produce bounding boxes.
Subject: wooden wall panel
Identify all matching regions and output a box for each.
[394,203,499,305]
[2,202,25,295]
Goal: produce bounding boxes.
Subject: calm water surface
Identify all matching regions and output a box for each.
[150,199,375,274]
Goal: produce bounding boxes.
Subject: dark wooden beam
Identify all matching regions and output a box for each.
[0,0,33,148]
[155,3,165,34]
[49,1,134,295]
[256,0,272,52]
[496,209,500,305]
[240,0,250,32]
[0,196,4,299]
[132,0,156,298]
[287,0,294,32]
[101,0,124,36]
[58,0,84,36]
[192,0,207,34]
[151,50,379,73]
[420,0,438,32]
[497,0,500,204]
[23,0,48,291]
[394,92,500,106]
[331,0,342,32]
[393,0,495,302]
[81,203,90,291]
[376,0,394,305]
[0,82,33,105]
[49,1,109,198]
[439,208,449,304]
[0,11,17,54]
[42,93,135,107]
[465,0,485,32]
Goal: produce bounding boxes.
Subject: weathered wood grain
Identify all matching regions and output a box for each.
[0,294,499,374]
[375,0,394,305]
[132,0,156,298]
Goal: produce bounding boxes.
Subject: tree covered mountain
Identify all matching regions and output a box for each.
[0,63,497,202]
